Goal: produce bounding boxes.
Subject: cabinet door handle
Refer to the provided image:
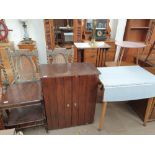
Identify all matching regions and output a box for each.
[66,104,70,108]
[74,102,77,107]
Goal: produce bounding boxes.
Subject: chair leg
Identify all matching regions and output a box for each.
[98,101,107,130]
[144,98,154,126]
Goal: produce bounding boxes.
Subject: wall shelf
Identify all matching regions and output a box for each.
[130,27,149,30]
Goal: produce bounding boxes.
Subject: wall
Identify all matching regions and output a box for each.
[115,19,127,61]
[110,19,118,40]
[5,19,124,64]
[5,19,47,64]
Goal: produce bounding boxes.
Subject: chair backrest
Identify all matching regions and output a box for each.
[47,48,67,64]
[6,48,40,83]
[0,49,11,87]
[47,47,74,64]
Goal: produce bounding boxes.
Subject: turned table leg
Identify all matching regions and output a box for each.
[98,101,107,130]
[144,98,154,126]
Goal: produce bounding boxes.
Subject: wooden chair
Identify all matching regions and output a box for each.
[47,47,74,64]
[6,48,40,84]
[105,41,146,67]
[0,81,46,131]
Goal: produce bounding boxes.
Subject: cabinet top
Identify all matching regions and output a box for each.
[40,63,100,78]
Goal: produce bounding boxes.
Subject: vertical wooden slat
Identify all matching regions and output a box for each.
[78,76,87,125]
[90,75,98,123]
[64,76,72,127]
[56,77,65,128]
[72,76,79,126]
[84,75,91,124]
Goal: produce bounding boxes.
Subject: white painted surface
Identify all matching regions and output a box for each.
[98,66,155,102]
[109,19,118,40]
[74,42,110,49]
[115,19,127,61]
[5,19,47,64]
[29,19,47,64]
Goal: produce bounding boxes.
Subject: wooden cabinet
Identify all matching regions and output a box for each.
[44,19,55,50]
[105,40,116,61]
[40,63,100,130]
[83,40,115,66]
[73,19,83,62]
[123,19,151,62]
[84,49,97,65]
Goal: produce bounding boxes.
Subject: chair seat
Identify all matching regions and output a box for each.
[105,61,136,67]
[0,81,42,110]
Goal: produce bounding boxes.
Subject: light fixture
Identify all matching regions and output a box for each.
[19,19,32,43]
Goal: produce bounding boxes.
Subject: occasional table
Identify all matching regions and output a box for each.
[98,66,155,130]
[74,42,111,67]
[106,41,146,67]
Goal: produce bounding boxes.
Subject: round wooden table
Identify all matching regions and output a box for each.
[116,41,146,65]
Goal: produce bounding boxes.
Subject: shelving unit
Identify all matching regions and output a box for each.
[130,26,149,30]
[0,81,47,131]
[5,105,45,130]
[44,19,55,50]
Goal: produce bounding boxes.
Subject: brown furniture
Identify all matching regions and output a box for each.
[105,41,146,67]
[44,19,55,50]
[0,63,4,129]
[40,63,100,130]
[123,19,155,63]
[74,42,111,67]
[137,54,155,67]
[0,81,46,130]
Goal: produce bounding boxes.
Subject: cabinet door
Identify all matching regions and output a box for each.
[42,77,72,130]
[77,75,98,125]
[84,75,98,124]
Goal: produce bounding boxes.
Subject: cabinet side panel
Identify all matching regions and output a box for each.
[41,78,59,129]
[56,77,66,128]
[64,77,72,127]
[72,76,79,126]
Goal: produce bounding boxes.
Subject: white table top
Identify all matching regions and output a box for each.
[98,66,155,102]
[59,26,73,30]
[74,42,111,49]
[64,32,73,36]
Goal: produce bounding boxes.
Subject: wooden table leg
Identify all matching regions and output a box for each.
[118,47,125,66]
[98,101,107,130]
[144,98,154,126]
[77,49,84,62]
[104,49,107,66]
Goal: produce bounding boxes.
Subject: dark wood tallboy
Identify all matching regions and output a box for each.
[40,63,100,130]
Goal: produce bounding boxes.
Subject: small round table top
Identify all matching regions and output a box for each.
[116,41,146,48]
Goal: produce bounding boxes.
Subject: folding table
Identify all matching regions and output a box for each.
[98,66,155,130]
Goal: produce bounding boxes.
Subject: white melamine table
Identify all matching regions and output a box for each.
[98,66,155,129]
